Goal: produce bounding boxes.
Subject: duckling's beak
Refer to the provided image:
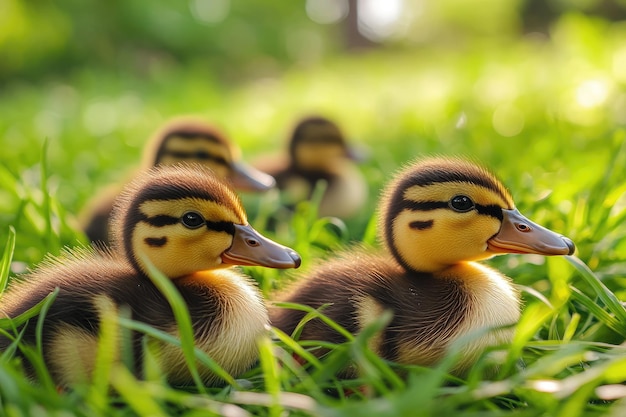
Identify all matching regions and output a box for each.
[487,209,575,256]
[229,162,276,192]
[346,143,370,162]
[222,224,301,269]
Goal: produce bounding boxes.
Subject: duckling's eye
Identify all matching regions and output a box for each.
[449,195,475,212]
[181,212,205,229]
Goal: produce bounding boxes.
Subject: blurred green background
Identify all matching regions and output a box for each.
[3,2,626,414]
[1,0,626,267]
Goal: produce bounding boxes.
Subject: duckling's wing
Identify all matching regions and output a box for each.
[270,251,398,340]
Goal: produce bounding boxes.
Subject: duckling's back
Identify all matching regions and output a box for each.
[0,249,154,351]
[272,251,468,347]
[271,249,517,374]
[0,249,192,383]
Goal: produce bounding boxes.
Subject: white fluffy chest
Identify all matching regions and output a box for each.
[448,262,521,372]
[159,269,269,384]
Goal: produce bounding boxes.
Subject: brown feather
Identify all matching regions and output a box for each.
[271,157,527,376]
[1,164,279,386]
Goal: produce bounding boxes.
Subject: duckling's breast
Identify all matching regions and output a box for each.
[0,251,268,385]
[156,269,269,384]
[354,265,471,365]
[272,251,520,374]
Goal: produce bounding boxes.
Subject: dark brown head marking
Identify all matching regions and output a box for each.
[289,116,347,159]
[144,237,167,247]
[146,118,235,166]
[380,157,513,269]
[110,163,246,275]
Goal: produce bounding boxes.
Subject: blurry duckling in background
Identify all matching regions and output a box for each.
[1,164,300,387]
[271,157,575,376]
[254,116,368,219]
[81,117,276,244]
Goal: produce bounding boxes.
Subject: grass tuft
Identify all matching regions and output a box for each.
[2,14,626,415]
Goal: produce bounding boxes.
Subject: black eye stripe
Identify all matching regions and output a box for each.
[206,221,235,235]
[164,132,221,143]
[398,201,449,211]
[138,213,236,233]
[475,204,504,220]
[163,150,229,166]
[399,200,503,220]
[142,214,179,227]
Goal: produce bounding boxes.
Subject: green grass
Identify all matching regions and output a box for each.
[2,12,626,416]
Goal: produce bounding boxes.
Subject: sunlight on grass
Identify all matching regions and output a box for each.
[1,11,626,416]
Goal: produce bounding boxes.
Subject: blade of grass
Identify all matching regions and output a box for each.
[2,289,61,391]
[567,255,626,333]
[271,327,325,371]
[569,288,626,337]
[268,335,327,397]
[258,335,284,417]
[273,302,355,342]
[110,366,169,417]
[39,138,59,255]
[501,302,554,376]
[89,297,121,412]
[145,382,254,417]
[117,316,239,388]
[140,254,206,393]
[562,313,580,343]
[0,226,16,293]
[350,309,404,393]
[229,390,319,416]
[0,288,60,333]
[586,135,626,234]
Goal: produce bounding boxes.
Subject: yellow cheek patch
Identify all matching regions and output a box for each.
[391,207,503,272]
[403,183,513,209]
[134,229,232,277]
[295,144,346,170]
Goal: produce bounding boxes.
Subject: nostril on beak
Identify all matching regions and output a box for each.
[563,237,576,255]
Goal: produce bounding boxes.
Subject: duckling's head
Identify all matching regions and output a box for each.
[145,118,275,192]
[110,163,300,278]
[289,116,363,172]
[380,157,575,273]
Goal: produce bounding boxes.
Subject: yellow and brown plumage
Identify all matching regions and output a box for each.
[82,117,275,244]
[271,157,575,375]
[1,164,300,386]
[254,116,368,219]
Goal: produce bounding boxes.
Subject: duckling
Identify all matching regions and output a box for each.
[1,163,301,387]
[271,157,574,376]
[254,116,368,219]
[82,117,276,244]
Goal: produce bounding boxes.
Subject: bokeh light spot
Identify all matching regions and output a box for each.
[492,104,524,137]
[83,100,119,137]
[306,0,348,25]
[529,379,561,393]
[358,0,404,40]
[575,78,609,109]
[189,0,230,24]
